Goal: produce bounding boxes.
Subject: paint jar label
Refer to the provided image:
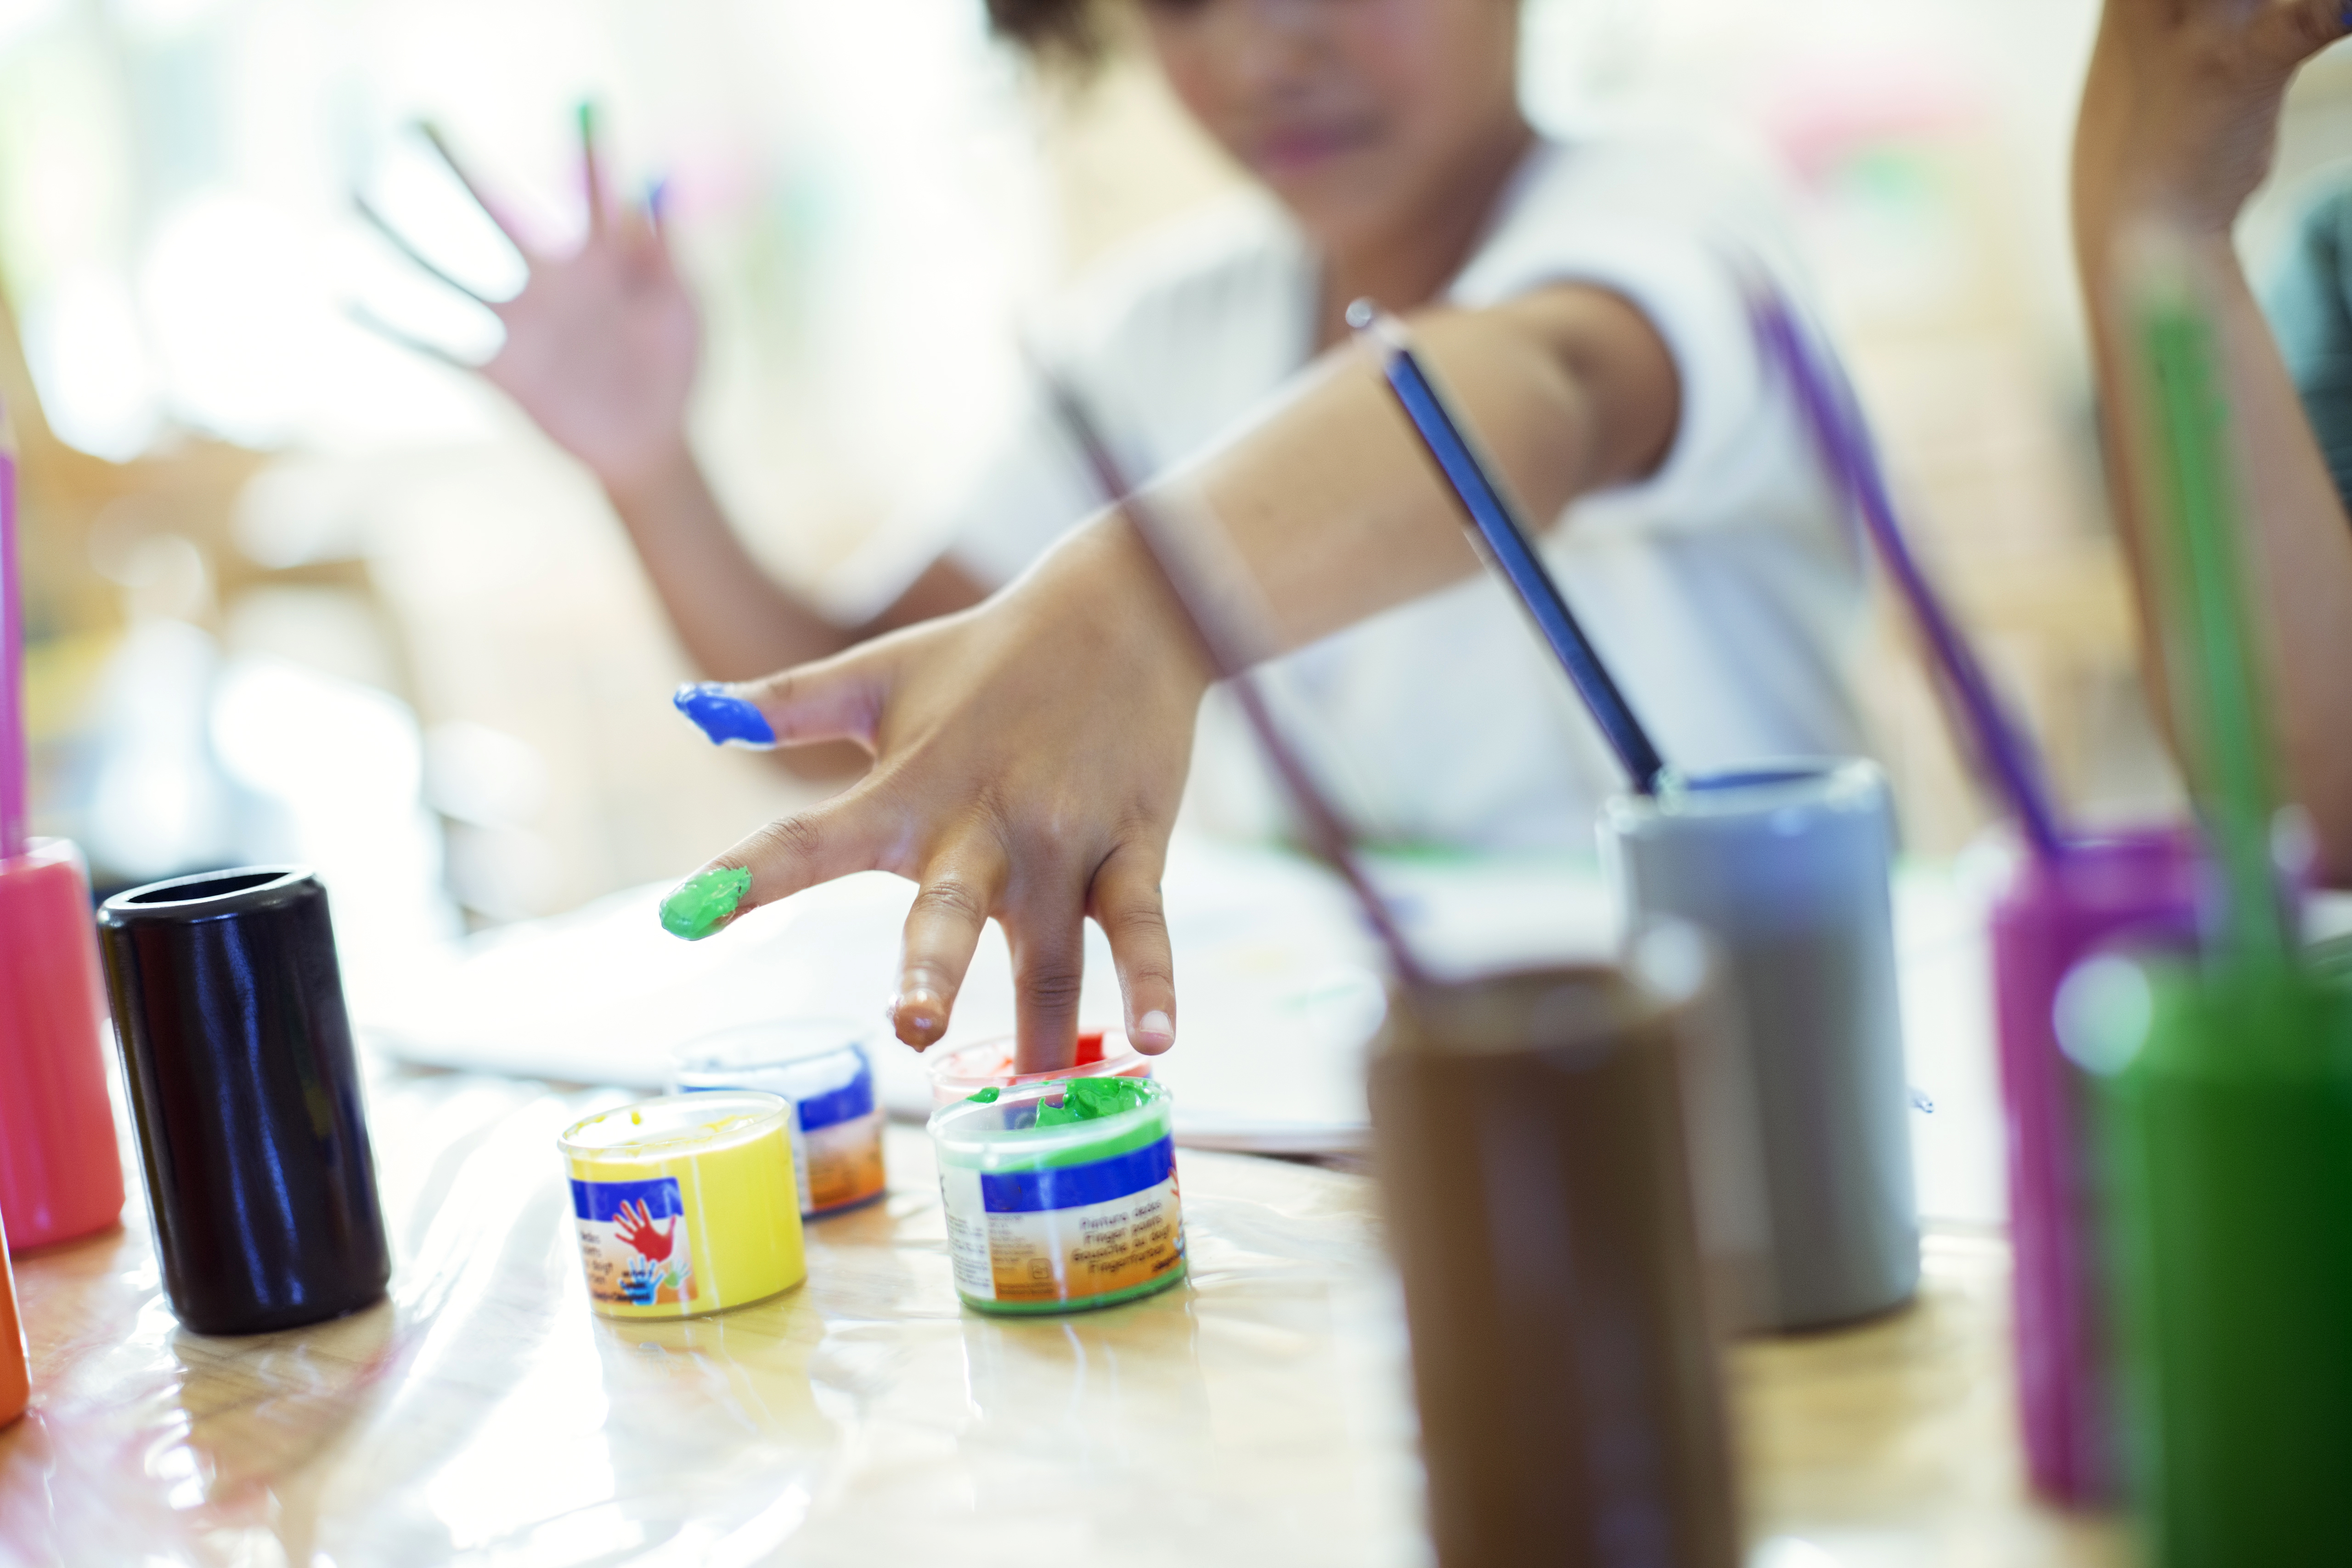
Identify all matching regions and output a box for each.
[791,1060,886,1215]
[571,1176,696,1308]
[801,1111,886,1213]
[940,1135,1184,1305]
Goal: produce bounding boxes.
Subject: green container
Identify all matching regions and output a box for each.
[2072,957,2352,1565]
[929,1077,1187,1315]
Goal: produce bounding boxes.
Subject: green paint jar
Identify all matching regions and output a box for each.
[929,1077,1187,1315]
[2064,955,2352,1565]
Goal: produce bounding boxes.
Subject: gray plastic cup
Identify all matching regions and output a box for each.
[1599,759,1919,1331]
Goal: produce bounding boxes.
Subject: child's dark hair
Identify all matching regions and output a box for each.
[986,0,1105,64]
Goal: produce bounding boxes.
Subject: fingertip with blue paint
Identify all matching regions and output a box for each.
[673,682,777,748]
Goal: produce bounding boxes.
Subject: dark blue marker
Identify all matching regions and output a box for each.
[1349,300,1668,794]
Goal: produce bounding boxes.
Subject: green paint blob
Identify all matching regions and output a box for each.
[1032,1075,1152,1127]
[965,1088,1001,1104]
[659,866,751,941]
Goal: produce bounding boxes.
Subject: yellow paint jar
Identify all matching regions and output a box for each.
[557,1090,807,1319]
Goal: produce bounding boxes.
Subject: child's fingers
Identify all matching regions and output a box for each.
[353,192,494,307]
[578,101,607,238]
[672,653,885,752]
[891,844,1010,1050]
[1005,885,1091,1075]
[657,793,888,941]
[344,302,474,372]
[1090,840,1177,1055]
[631,177,673,259]
[417,121,535,259]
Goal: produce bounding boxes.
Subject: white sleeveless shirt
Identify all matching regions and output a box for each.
[937,130,1866,851]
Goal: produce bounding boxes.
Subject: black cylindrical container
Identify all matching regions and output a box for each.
[97,868,389,1335]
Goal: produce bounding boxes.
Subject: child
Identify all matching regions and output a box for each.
[404,0,1867,1066]
[2072,0,2352,883]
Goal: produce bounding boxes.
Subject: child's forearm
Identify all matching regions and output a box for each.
[612,281,1672,697]
[1163,284,1677,653]
[661,281,1681,1065]
[603,442,856,681]
[2079,224,2352,881]
[2074,0,2352,881]
[604,443,990,680]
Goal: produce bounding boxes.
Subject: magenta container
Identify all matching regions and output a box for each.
[1991,828,2200,1504]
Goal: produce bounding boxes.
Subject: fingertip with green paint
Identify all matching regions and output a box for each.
[659,865,752,941]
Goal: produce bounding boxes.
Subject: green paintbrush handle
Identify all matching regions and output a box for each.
[2136,290,2290,972]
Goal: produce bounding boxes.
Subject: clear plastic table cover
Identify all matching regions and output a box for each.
[0,1066,1424,1567]
[0,1066,2140,1566]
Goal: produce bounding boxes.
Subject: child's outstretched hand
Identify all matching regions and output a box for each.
[655,519,1213,1075]
[361,110,699,494]
[2078,0,2352,238]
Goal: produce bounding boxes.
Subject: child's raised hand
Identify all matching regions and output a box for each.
[2078,0,2351,238]
[656,519,1212,1075]
[361,112,700,494]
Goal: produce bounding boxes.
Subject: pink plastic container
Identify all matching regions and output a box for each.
[0,1213,25,1426]
[0,839,126,1250]
[1991,828,2200,1504]
[927,1028,1151,1109]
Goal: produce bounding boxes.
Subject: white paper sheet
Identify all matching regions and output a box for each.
[358,835,2011,1219]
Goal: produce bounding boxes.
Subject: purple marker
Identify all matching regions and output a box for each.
[673,682,775,748]
[1748,285,2064,859]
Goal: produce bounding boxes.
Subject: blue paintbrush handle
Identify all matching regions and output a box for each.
[1372,334,1669,794]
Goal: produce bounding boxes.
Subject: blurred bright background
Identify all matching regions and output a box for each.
[6,0,2350,994]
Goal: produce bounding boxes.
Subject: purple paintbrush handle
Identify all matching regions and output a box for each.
[1749,288,2067,860]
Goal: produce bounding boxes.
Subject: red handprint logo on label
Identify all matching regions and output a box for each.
[613,1198,677,1263]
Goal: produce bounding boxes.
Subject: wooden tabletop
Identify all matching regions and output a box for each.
[0,1068,2129,1566]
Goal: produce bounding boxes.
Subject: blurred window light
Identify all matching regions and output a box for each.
[0,0,64,53]
[211,654,421,809]
[84,618,233,880]
[234,460,377,569]
[113,532,214,625]
[141,189,322,449]
[106,0,226,42]
[22,267,164,460]
[209,653,460,995]
[222,585,400,694]
[442,820,558,924]
[424,720,549,829]
[0,31,140,290]
[1520,0,1652,125]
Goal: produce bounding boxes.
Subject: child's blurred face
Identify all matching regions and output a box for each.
[1138,0,1524,254]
